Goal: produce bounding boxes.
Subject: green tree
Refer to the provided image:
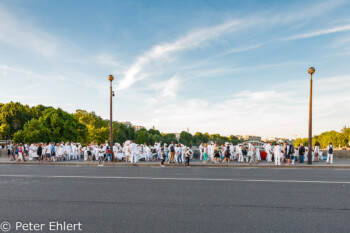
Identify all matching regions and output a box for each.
[13,119,50,143]
[179,131,193,146]
[161,133,178,145]
[135,128,148,144]
[13,107,88,143]
[0,102,35,138]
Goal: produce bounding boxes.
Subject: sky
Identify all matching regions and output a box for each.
[1,0,350,139]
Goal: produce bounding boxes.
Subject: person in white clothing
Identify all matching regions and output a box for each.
[94,145,99,161]
[145,145,151,161]
[58,144,65,161]
[130,141,138,164]
[229,143,234,160]
[249,143,258,164]
[210,143,215,162]
[113,143,118,161]
[237,145,244,162]
[314,144,320,162]
[265,142,273,162]
[124,142,131,162]
[327,143,334,164]
[181,145,186,163]
[199,143,204,160]
[255,147,261,161]
[98,145,105,166]
[274,144,282,166]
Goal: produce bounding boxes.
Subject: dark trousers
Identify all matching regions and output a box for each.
[161,158,165,165]
[185,157,190,166]
[177,154,182,164]
[299,155,304,163]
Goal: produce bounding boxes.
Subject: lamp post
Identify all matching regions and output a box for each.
[308,67,315,165]
[108,75,115,161]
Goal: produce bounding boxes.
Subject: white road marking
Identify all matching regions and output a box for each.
[0,175,349,184]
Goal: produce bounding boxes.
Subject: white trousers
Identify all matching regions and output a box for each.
[200,151,203,160]
[266,152,272,162]
[131,153,137,164]
[275,155,281,166]
[327,154,333,164]
[238,153,244,162]
[182,153,186,162]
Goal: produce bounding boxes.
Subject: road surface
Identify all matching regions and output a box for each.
[0,165,349,233]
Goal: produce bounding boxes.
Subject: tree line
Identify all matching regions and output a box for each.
[0,102,241,146]
[294,127,350,149]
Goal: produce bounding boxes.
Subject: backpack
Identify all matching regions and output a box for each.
[290,145,295,154]
[328,146,333,154]
[170,145,175,152]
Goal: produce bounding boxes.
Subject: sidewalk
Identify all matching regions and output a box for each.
[1,157,349,168]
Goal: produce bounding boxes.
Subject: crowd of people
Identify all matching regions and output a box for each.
[2,140,335,166]
[198,141,335,165]
[3,141,194,167]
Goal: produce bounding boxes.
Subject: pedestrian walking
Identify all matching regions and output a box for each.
[160,148,166,167]
[37,144,43,163]
[327,142,334,164]
[185,148,192,166]
[299,144,305,163]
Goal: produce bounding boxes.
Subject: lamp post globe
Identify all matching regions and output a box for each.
[308,67,315,75]
[108,75,114,82]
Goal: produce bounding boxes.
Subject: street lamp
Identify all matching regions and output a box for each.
[308,67,315,165]
[108,75,115,162]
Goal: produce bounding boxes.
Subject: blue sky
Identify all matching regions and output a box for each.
[1,0,350,139]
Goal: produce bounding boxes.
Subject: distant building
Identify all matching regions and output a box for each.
[165,133,181,140]
[242,135,262,142]
[134,125,145,131]
[264,137,295,144]
[121,121,132,127]
[121,121,144,131]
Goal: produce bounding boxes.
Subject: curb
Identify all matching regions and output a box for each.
[0,162,349,169]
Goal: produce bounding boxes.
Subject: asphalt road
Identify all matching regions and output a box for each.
[0,165,349,233]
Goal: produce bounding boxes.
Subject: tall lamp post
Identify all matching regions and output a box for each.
[108,75,115,161]
[308,67,315,165]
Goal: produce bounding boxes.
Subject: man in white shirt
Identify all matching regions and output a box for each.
[327,143,334,164]
[273,144,282,166]
[130,141,138,164]
[46,143,52,162]
[65,143,71,160]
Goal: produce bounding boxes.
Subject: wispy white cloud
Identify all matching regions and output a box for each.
[116,19,245,90]
[282,24,350,41]
[0,5,59,56]
[135,75,350,139]
[117,0,348,92]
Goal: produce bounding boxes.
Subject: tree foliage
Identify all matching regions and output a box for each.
[4,102,348,148]
[294,127,350,148]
